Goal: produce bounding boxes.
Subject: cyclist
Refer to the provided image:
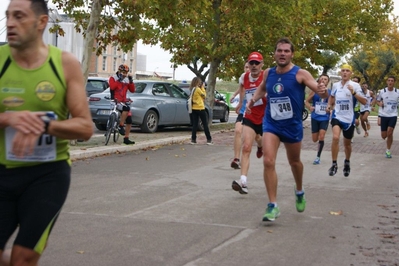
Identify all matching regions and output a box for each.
[109,64,136,144]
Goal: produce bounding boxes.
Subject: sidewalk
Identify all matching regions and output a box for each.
[71,116,398,161]
[70,125,233,161]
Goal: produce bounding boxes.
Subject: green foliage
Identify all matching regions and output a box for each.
[349,17,399,92]
[51,0,396,106]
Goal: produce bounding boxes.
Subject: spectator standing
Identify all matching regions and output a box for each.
[190,77,213,145]
[248,37,329,222]
[327,64,366,177]
[109,64,136,144]
[305,74,331,165]
[376,76,399,158]
[0,0,93,265]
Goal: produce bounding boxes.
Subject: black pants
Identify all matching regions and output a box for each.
[191,109,212,141]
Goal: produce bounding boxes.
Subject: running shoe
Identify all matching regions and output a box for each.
[232,180,248,194]
[355,126,361,135]
[190,140,197,145]
[364,131,369,138]
[262,203,280,222]
[230,158,240,169]
[343,161,350,177]
[313,157,320,165]
[385,150,392,158]
[328,164,338,176]
[367,122,371,131]
[123,138,135,145]
[256,146,263,158]
[295,188,306,212]
[206,140,214,145]
[118,126,126,136]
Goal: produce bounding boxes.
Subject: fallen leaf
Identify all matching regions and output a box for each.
[267,230,273,233]
[145,157,149,160]
[329,210,343,215]
[377,234,395,239]
[76,251,85,254]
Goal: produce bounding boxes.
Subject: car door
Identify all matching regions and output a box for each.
[168,84,191,124]
[213,90,225,119]
[152,83,177,124]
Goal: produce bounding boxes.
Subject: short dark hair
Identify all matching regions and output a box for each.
[387,75,396,81]
[30,0,49,16]
[352,76,361,83]
[319,73,330,82]
[275,37,295,53]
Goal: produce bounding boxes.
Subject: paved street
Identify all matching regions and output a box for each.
[16,117,399,265]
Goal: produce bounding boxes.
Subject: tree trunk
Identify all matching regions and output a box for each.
[71,0,103,146]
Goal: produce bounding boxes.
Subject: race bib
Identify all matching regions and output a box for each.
[336,99,351,115]
[315,102,327,115]
[245,90,262,106]
[270,96,293,120]
[385,101,397,114]
[5,112,57,162]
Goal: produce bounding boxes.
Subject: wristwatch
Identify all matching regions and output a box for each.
[40,115,51,134]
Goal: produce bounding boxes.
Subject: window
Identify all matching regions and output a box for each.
[113,58,116,72]
[129,59,133,72]
[168,84,187,99]
[102,56,106,71]
[152,84,170,97]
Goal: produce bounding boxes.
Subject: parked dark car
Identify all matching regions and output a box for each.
[178,83,229,122]
[86,77,109,97]
[89,80,212,133]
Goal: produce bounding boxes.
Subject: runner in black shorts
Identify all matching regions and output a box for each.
[0,1,92,264]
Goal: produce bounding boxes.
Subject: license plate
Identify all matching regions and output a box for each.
[97,110,111,115]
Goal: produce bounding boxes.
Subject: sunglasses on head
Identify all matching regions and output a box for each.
[120,70,127,74]
[248,60,261,66]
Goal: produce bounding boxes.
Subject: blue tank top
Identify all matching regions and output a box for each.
[263,65,305,141]
[310,90,330,121]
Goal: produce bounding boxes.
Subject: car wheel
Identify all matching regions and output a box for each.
[141,110,159,133]
[220,108,229,122]
[95,122,107,131]
[302,108,309,121]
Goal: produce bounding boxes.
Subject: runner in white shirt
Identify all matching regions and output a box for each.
[327,64,366,177]
[376,76,399,158]
[359,82,375,137]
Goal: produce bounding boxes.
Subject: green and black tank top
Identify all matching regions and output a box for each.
[0,44,70,168]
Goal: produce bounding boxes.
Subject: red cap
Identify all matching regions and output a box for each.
[247,52,263,62]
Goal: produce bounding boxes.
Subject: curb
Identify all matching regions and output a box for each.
[70,136,190,160]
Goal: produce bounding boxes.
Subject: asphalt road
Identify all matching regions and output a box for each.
[7,116,399,266]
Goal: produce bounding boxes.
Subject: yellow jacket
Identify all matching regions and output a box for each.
[192,86,206,110]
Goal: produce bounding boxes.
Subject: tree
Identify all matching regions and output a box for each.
[52,0,395,108]
[349,17,399,92]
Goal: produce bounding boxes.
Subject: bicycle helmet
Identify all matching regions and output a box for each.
[118,64,129,72]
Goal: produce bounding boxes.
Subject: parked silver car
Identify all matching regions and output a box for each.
[89,80,212,133]
[86,77,109,96]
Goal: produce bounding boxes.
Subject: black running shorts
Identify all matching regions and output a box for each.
[0,161,71,254]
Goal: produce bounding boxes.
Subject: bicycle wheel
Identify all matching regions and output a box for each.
[113,124,120,142]
[105,113,117,145]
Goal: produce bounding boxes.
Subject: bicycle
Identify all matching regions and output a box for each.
[104,100,121,145]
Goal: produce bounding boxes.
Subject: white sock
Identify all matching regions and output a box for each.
[240,175,247,184]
